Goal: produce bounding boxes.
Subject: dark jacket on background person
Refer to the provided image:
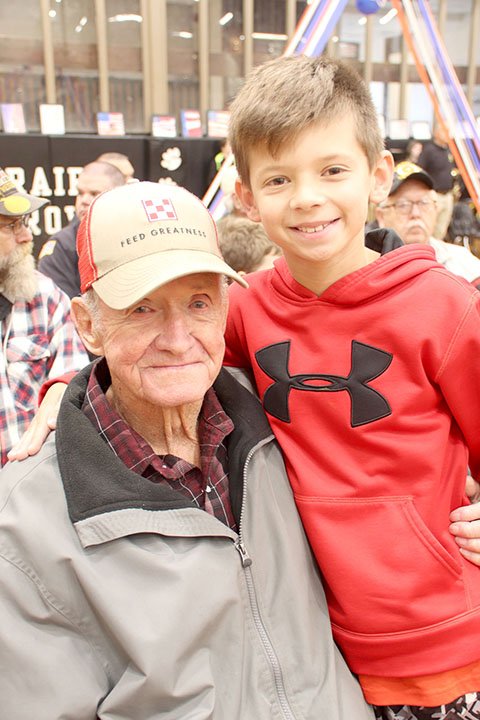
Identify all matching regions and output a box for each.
[38,216,81,298]
[417,141,455,193]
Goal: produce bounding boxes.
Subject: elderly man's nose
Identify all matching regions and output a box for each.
[155,314,192,351]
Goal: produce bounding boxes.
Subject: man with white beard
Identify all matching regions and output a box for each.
[0,169,88,465]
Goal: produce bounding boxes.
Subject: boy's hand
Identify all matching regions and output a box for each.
[7,383,67,462]
[449,476,480,566]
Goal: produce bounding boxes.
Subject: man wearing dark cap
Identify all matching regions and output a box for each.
[0,169,88,464]
[375,161,480,286]
[0,181,371,720]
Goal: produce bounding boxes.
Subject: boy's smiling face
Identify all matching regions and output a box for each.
[236,115,393,294]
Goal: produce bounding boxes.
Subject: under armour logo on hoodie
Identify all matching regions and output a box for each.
[255,340,392,427]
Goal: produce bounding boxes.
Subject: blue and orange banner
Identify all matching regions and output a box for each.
[391,0,480,212]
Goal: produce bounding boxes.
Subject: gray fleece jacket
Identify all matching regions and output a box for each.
[0,364,372,720]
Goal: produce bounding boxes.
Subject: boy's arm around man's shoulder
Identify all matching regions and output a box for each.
[224,280,254,369]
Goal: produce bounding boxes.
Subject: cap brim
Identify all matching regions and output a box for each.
[92,249,248,309]
[390,171,434,194]
[0,193,49,217]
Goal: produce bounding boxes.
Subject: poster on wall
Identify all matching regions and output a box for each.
[39,104,66,135]
[388,119,410,140]
[96,112,126,136]
[0,104,26,133]
[151,114,177,138]
[180,109,202,138]
[206,110,230,138]
[411,121,432,140]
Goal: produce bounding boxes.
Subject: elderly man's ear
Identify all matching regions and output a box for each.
[71,298,104,357]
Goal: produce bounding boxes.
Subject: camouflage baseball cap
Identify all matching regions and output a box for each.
[0,168,48,217]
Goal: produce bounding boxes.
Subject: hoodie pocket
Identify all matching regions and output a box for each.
[294,494,466,634]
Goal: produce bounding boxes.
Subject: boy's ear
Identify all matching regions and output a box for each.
[235,177,261,222]
[369,150,394,205]
[71,298,104,357]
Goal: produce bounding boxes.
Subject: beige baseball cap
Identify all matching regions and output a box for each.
[77,181,248,309]
[0,168,48,217]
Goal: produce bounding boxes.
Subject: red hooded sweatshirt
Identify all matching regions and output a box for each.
[224,244,480,679]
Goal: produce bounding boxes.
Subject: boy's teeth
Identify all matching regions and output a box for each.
[298,223,328,233]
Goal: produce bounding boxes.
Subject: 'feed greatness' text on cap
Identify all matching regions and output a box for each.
[77,181,247,309]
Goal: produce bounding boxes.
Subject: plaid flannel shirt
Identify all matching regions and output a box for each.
[0,271,88,466]
[82,358,237,529]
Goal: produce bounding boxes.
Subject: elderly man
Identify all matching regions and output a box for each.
[0,182,371,719]
[38,160,125,298]
[0,168,87,465]
[375,161,480,287]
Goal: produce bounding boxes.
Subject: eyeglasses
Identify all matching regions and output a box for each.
[0,215,31,236]
[381,199,437,216]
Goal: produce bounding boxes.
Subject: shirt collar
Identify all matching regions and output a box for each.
[81,358,233,474]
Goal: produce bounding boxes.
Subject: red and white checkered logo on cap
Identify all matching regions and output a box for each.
[142,197,178,222]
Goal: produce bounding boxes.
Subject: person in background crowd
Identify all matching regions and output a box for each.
[214,139,231,172]
[375,161,480,287]
[96,151,135,181]
[405,139,423,164]
[0,180,371,720]
[0,168,87,466]
[217,213,281,274]
[219,165,247,218]
[207,139,233,187]
[417,123,457,240]
[37,161,125,298]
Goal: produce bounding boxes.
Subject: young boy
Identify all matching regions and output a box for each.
[224,55,480,720]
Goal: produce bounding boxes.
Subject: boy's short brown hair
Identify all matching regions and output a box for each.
[217,214,281,274]
[228,55,384,185]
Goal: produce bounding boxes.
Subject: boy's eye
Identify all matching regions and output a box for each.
[324,166,344,176]
[266,176,288,187]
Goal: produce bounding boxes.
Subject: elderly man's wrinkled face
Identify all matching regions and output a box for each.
[376,180,437,245]
[86,274,227,411]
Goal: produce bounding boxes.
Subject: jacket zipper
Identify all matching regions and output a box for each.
[234,443,297,720]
